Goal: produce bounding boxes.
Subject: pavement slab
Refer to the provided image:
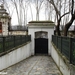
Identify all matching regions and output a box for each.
[0,55,62,75]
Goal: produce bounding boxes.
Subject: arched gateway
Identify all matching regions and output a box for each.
[28,21,55,55]
[35,31,48,54]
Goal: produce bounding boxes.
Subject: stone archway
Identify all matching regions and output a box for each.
[35,31,48,54]
[35,31,48,38]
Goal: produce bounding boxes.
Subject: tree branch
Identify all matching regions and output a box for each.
[60,12,70,19]
[47,0,60,16]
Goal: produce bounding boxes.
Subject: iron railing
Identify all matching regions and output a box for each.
[0,35,31,53]
[52,35,75,65]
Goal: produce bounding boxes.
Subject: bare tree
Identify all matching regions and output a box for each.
[32,0,44,21]
[44,0,54,20]
[10,0,30,25]
[64,0,75,36]
[36,0,44,21]
[21,0,28,25]
[47,0,70,36]
[29,3,33,21]
[10,0,21,25]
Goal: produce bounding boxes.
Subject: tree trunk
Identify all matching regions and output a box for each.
[64,24,69,36]
[56,19,61,36]
[64,0,75,36]
[64,16,74,36]
[56,25,60,36]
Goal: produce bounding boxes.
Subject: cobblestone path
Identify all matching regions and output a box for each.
[1,55,62,75]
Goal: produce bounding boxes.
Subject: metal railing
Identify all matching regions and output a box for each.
[52,35,75,65]
[0,35,31,53]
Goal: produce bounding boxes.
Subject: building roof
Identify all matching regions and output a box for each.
[28,21,55,26]
[29,21,54,23]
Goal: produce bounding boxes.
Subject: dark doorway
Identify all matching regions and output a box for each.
[35,38,48,54]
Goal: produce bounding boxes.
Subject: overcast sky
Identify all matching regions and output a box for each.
[1,0,75,26]
[4,0,47,25]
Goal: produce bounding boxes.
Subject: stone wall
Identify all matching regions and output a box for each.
[9,31,27,35]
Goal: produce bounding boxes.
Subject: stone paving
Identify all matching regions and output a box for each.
[0,55,62,75]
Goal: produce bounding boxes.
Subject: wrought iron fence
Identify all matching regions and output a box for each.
[52,35,75,65]
[0,35,31,53]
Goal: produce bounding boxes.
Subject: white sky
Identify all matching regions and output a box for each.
[11,10,45,25]
[1,0,75,26]
[10,2,46,25]
[11,11,18,25]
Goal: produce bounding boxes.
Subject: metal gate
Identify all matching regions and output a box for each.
[35,38,48,54]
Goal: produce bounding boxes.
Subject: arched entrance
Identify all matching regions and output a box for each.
[35,31,48,54]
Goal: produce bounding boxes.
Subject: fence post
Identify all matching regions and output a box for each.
[20,35,22,45]
[56,36,58,48]
[61,36,62,53]
[69,38,72,64]
[3,37,5,52]
[26,35,27,43]
[14,36,15,47]
[30,35,31,41]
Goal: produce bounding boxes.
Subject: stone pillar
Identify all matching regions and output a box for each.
[0,4,11,36]
[2,24,8,36]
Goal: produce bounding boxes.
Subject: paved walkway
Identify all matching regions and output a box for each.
[1,55,62,75]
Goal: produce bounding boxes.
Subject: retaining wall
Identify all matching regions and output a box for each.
[51,43,75,75]
[0,42,31,71]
